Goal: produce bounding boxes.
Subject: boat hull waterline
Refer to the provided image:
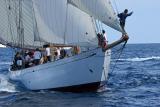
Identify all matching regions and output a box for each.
[9,48,111,92]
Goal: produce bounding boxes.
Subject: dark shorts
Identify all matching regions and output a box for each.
[120,21,125,28]
[47,56,51,61]
[34,59,40,65]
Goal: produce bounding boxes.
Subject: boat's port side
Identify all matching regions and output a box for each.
[9,48,110,92]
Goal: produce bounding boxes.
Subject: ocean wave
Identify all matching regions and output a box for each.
[0,62,12,65]
[118,56,160,62]
[151,62,160,67]
[0,74,17,93]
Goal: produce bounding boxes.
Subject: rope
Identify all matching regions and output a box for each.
[113,0,119,14]
[5,0,14,46]
[4,0,16,61]
[64,1,69,44]
[31,0,42,48]
[108,41,127,80]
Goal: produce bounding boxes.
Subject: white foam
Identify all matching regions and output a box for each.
[0,62,12,65]
[118,56,160,62]
[97,86,112,93]
[0,74,17,93]
[0,44,6,48]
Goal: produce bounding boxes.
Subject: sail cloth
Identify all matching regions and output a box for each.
[33,0,98,47]
[68,0,123,32]
[33,0,66,44]
[0,0,43,48]
[65,4,97,46]
[0,0,97,48]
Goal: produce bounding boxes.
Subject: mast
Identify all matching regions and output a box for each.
[63,1,69,44]
[0,0,45,49]
[17,0,24,48]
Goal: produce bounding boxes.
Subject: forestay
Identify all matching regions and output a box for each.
[68,0,123,32]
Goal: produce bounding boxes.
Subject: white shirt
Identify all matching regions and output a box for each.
[17,60,22,66]
[103,33,107,41]
[66,49,72,57]
[25,55,31,61]
[25,55,33,62]
[34,51,41,60]
[57,48,60,56]
[46,47,51,56]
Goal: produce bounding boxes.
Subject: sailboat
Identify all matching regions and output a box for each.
[0,0,129,92]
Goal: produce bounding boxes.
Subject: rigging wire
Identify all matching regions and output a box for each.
[108,41,128,80]
[98,21,103,33]
[14,0,20,47]
[100,41,128,90]
[17,0,24,49]
[107,41,146,84]
[113,0,119,14]
[5,0,14,46]
[5,0,17,61]
[63,1,69,44]
[31,0,42,48]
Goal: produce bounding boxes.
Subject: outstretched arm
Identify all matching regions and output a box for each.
[127,11,133,16]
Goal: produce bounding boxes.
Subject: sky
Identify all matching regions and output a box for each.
[106,0,160,43]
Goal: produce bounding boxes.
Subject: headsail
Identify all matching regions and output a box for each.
[65,4,97,46]
[68,0,123,32]
[33,0,98,47]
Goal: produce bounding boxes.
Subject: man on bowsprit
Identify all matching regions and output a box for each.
[118,9,133,32]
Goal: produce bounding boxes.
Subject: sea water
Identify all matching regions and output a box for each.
[0,44,160,107]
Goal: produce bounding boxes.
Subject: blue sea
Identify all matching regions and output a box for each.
[0,44,160,107]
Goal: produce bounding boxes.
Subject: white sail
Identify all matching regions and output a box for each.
[33,0,66,44]
[65,4,97,46]
[33,0,98,47]
[0,0,97,48]
[68,0,123,32]
[0,0,43,48]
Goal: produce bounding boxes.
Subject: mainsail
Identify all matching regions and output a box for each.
[0,0,43,48]
[0,0,121,49]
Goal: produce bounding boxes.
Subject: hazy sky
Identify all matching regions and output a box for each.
[106,0,160,43]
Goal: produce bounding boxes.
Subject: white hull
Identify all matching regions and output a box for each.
[9,48,111,92]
